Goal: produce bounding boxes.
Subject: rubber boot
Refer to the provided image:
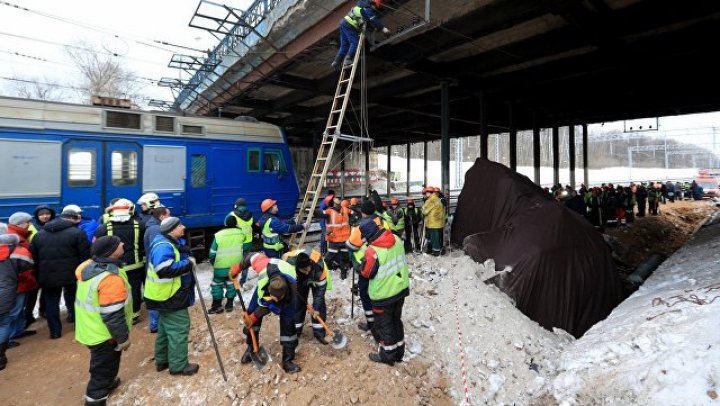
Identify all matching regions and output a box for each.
[357,321,373,332]
[330,55,342,71]
[169,362,199,376]
[84,396,106,406]
[340,268,348,280]
[224,299,234,313]
[208,299,223,314]
[0,342,8,371]
[395,343,405,363]
[368,351,394,366]
[313,330,329,345]
[342,55,353,67]
[282,347,301,373]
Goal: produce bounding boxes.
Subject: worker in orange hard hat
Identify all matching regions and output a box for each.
[316,196,351,279]
[348,197,361,227]
[331,0,390,70]
[382,197,405,239]
[258,198,304,258]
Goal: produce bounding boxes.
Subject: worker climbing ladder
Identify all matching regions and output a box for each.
[289,33,368,249]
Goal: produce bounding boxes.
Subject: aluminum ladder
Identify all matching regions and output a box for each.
[289,33,366,249]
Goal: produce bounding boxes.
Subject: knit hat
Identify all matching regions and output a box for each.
[268,277,288,300]
[92,235,122,258]
[234,198,247,209]
[359,218,382,242]
[9,212,33,226]
[361,199,376,215]
[295,252,312,269]
[0,233,19,245]
[224,215,237,228]
[160,217,181,233]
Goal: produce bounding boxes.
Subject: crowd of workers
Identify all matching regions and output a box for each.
[0,184,449,405]
[550,179,707,230]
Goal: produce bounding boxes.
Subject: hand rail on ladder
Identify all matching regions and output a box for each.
[289,33,369,250]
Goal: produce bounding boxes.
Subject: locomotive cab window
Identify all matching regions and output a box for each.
[247,148,260,172]
[68,149,96,187]
[111,150,138,186]
[264,149,285,172]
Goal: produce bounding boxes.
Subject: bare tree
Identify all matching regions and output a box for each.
[64,40,146,105]
[8,76,69,101]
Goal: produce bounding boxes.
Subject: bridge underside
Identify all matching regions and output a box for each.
[181,0,720,148]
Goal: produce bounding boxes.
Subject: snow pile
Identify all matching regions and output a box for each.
[552,223,720,405]
[369,252,574,405]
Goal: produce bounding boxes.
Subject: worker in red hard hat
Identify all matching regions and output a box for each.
[331,0,390,70]
[258,199,304,258]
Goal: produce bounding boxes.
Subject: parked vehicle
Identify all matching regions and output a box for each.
[0,97,300,230]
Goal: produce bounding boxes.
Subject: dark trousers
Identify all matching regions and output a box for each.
[126,269,146,314]
[637,203,646,217]
[246,289,297,355]
[43,283,76,337]
[24,287,43,323]
[373,297,405,362]
[295,282,327,338]
[325,242,349,271]
[86,341,121,402]
[336,23,360,60]
[649,201,659,215]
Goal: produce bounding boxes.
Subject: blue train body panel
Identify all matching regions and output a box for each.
[0,98,300,228]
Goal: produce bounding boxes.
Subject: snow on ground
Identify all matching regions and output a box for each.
[552,222,720,405]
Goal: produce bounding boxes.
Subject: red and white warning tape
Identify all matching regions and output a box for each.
[452,276,471,405]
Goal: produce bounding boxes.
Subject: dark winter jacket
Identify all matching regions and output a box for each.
[134,211,153,228]
[143,217,161,254]
[94,220,146,271]
[0,235,34,314]
[30,218,91,288]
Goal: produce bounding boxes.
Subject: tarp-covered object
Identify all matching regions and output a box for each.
[451,158,623,337]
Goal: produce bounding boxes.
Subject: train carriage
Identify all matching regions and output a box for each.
[0,97,300,232]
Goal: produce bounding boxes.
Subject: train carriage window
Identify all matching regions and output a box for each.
[264,149,285,172]
[247,148,260,172]
[68,149,96,187]
[111,150,138,186]
[191,154,207,188]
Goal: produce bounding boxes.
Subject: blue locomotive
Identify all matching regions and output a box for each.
[0,97,300,230]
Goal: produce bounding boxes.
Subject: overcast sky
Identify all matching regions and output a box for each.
[0,0,253,105]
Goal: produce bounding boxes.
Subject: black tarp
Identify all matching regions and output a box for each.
[451,158,623,337]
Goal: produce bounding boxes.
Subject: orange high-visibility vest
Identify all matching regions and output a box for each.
[325,207,350,243]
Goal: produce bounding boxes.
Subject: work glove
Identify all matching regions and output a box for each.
[243,311,258,328]
[229,264,241,279]
[382,27,390,35]
[114,340,131,352]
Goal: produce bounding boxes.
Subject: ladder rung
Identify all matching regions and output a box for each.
[334,94,344,99]
[339,78,351,84]
[331,109,342,114]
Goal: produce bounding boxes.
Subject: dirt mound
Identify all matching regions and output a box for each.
[605,200,718,267]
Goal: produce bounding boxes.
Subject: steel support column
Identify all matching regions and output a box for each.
[533,114,541,184]
[364,142,370,195]
[340,148,346,198]
[508,103,517,171]
[423,141,428,186]
[406,142,411,196]
[479,91,488,159]
[582,124,589,186]
[441,81,450,193]
[568,125,576,188]
[387,145,392,197]
[552,126,560,187]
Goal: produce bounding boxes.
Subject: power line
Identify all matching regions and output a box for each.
[1,1,207,55]
[0,75,166,103]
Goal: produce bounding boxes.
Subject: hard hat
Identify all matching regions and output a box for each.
[341,199,350,208]
[421,187,428,194]
[350,197,359,205]
[261,199,277,213]
[372,0,382,8]
[390,197,399,205]
[244,252,270,273]
[61,204,83,216]
[110,198,133,222]
[137,192,160,207]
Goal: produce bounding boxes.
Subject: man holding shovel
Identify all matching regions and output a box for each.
[231,253,301,373]
[283,248,331,345]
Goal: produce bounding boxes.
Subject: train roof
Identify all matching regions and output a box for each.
[0,96,284,143]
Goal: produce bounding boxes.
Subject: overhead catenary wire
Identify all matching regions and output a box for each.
[0,1,207,55]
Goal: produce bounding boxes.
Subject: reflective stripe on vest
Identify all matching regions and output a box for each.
[325,209,350,242]
[74,266,133,346]
[213,228,245,269]
[144,241,182,302]
[343,6,363,29]
[107,221,145,270]
[262,218,283,251]
[368,235,409,301]
[231,212,254,244]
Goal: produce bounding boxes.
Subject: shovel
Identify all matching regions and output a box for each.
[233,278,270,370]
[306,304,348,350]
